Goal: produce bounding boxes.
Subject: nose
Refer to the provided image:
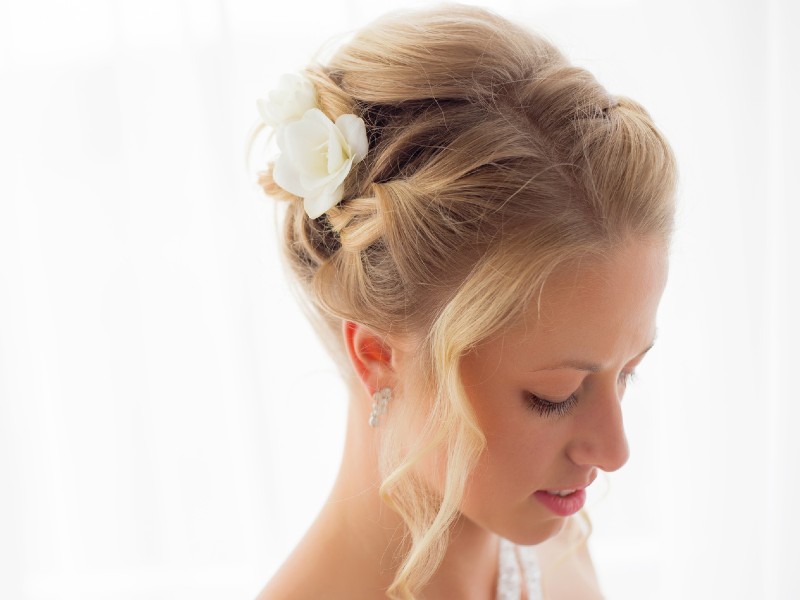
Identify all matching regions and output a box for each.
[566,385,630,473]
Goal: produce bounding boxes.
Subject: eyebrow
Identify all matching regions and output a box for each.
[534,336,657,373]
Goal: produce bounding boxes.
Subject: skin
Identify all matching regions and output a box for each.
[259,236,669,600]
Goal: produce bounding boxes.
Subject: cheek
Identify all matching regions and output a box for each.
[468,413,562,501]
[459,356,570,509]
[466,388,563,491]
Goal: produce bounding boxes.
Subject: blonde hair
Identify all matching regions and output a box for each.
[249,4,676,598]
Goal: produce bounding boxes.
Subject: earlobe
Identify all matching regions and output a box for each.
[342,320,395,394]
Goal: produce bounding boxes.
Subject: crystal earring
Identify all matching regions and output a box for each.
[368,387,392,428]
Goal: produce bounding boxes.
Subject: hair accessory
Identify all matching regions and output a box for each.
[368,387,392,428]
[256,72,369,220]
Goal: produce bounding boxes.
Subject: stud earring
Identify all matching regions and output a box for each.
[368,387,392,428]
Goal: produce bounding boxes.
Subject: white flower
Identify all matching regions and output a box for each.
[273,108,369,219]
[257,73,318,128]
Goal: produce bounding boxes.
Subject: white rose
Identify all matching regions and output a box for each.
[273,108,369,219]
[256,73,317,128]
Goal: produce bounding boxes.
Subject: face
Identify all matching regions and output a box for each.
[455,238,669,544]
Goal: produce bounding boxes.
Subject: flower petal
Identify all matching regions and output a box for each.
[335,114,368,163]
[304,182,344,219]
[288,73,318,115]
[328,157,354,190]
[256,98,276,127]
[257,73,318,127]
[282,109,330,178]
[272,153,307,197]
[327,123,347,174]
[299,155,353,193]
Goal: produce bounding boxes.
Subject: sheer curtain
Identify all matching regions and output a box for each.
[1,0,796,598]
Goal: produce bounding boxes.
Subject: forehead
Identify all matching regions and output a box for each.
[478,239,668,370]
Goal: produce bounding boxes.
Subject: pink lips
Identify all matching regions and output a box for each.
[534,472,596,516]
[533,488,587,516]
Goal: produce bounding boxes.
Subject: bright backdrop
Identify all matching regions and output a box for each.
[1,0,798,598]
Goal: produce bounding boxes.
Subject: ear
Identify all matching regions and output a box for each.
[342,320,396,396]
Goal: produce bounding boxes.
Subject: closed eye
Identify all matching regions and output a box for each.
[524,391,578,419]
[526,371,637,418]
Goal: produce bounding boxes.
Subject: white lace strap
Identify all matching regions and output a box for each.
[496,537,522,600]
[496,537,543,600]
[517,543,543,600]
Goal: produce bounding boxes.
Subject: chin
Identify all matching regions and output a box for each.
[506,516,567,546]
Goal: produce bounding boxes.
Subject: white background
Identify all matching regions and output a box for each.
[1,0,798,598]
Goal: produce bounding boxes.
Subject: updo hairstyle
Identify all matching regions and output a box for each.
[252,5,676,599]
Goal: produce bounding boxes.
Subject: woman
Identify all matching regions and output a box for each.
[250,4,676,599]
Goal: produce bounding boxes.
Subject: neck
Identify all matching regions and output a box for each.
[311,389,500,598]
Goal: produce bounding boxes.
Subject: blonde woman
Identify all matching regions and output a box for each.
[250,4,676,599]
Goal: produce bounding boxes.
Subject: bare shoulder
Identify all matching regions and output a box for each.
[253,561,311,600]
[254,553,346,600]
[254,561,341,600]
[255,563,387,600]
[253,536,384,600]
[252,535,334,600]
[535,516,605,600]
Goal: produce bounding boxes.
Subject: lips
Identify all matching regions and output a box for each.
[541,470,597,495]
[534,488,587,516]
[542,484,585,494]
[544,489,577,497]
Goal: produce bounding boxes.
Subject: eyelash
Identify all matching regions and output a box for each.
[525,371,637,418]
[525,391,579,418]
